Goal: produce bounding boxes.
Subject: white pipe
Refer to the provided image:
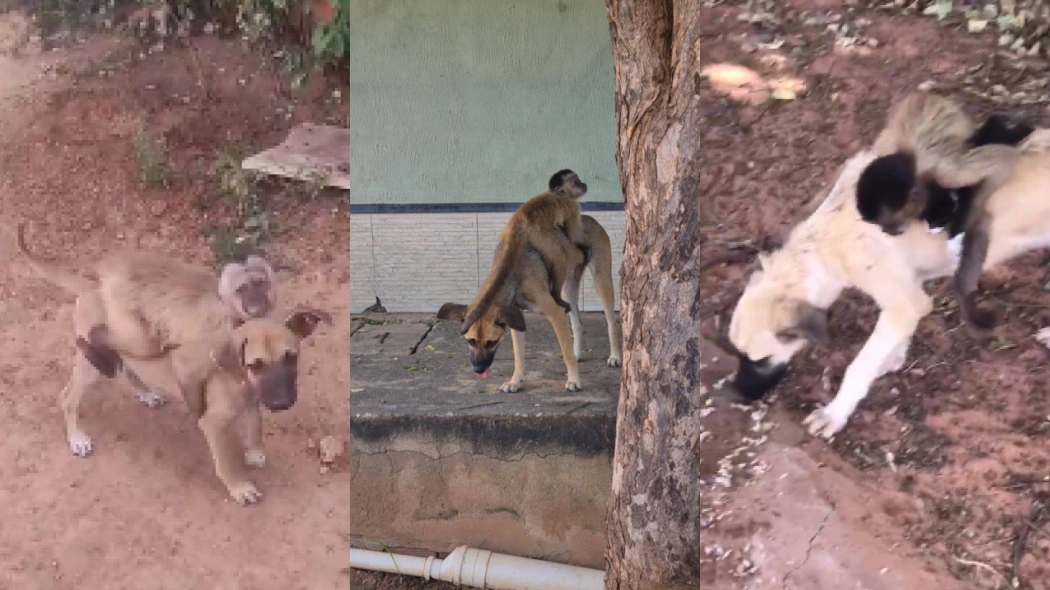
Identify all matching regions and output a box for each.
[348,545,605,590]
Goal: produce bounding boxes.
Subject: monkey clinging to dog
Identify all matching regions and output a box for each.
[856,91,1024,236]
[854,95,1036,333]
[17,224,279,453]
[461,168,590,329]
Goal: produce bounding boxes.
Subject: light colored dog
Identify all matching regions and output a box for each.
[721,128,1050,438]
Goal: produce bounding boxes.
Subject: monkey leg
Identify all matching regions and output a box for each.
[236,404,266,468]
[73,292,122,379]
[531,232,584,312]
[932,144,1020,189]
[60,352,104,457]
[198,402,261,505]
[953,216,996,335]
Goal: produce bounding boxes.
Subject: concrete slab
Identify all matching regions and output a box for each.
[349,311,622,569]
[241,123,350,189]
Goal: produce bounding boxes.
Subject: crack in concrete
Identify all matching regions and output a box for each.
[408,321,437,355]
[349,322,366,338]
[781,506,835,589]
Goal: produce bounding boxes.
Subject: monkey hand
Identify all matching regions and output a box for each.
[576,243,591,266]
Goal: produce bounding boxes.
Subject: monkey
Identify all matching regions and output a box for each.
[856,91,1024,236]
[461,169,590,330]
[855,110,1036,333]
[16,223,279,454]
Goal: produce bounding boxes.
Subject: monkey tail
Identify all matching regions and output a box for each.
[16,223,98,294]
[462,234,524,331]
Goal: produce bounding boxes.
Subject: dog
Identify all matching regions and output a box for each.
[62,305,330,504]
[437,214,622,393]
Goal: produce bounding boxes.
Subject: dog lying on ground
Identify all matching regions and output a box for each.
[717,120,1050,438]
[437,214,622,393]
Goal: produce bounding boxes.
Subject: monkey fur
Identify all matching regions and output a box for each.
[462,169,590,330]
[856,109,1035,333]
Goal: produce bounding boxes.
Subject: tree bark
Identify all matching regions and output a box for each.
[603,2,726,588]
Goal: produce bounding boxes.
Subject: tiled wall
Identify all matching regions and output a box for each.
[350,211,625,313]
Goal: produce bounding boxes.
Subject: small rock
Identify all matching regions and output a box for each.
[982,4,998,18]
[318,435,344,464]
[967,19,988,33]
[918,80,937,91]
[999,33,1015,46]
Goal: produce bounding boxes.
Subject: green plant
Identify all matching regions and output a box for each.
[132,127,172,188]
[207,146,272,263]
[310,0,350,65]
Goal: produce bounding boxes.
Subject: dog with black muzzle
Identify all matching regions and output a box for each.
[62,308,331,505]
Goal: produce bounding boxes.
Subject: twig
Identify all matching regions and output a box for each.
[1010,501,1046,587]
[951,555,1005,581]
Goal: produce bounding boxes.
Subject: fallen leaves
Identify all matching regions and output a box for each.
[701,62,807,105]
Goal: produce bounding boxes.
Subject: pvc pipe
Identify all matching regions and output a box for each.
[348,545,605,590]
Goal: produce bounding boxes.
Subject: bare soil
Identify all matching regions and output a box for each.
[0,10,351,589]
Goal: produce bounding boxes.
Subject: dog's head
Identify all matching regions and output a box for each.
[211,308,331,411]
[715,264,829,401]
[436,302,526,377]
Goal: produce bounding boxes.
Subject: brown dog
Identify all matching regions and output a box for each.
[61,304,329,504]
[437,215,621,393]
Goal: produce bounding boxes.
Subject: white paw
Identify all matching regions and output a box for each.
[137,389,168,408]
[1036,327,1050,350]
[802,405,851,439]
[607,356,622,368]
[68,431,94,457]
[564,379,582,392]
[244,449,267,468]
[227,481,263,505]
[499,380,522,393]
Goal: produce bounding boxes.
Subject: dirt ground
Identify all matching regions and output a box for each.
[0,8,351,590]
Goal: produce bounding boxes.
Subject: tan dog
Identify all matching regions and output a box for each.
[60,308,328,504]
[438,215,622,393]
[721,127,1050,439]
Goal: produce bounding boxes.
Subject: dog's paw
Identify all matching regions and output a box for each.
[499,380,522,394]
[68,431,94,457]
[607,355,622,368]
[244,449,267,468]
[802,405,850,439]
[227,481,263,505]
[137,389,168,409]
[564,379,582,392]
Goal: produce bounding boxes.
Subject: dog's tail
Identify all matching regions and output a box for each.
[16,223,98,294]
[462,231,524,331]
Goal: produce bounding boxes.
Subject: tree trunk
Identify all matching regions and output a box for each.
[602,2,727,588]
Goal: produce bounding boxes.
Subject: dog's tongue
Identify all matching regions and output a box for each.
[476,370,489,379]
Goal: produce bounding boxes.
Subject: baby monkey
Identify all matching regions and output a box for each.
[463,169,590,328]
[857,91,1024,236]
[856,105,1035,333]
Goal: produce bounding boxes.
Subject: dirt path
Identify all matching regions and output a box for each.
[0,12,350,589]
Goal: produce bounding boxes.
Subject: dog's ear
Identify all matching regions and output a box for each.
[497,306,526,332]
[777,300,829,345]
[437,303,468,322]
[285,308,332,339]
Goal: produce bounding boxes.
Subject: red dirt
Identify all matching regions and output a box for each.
[0,11,350,589]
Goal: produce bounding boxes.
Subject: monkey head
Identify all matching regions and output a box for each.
[212,308,331,411]
[436,302,526,377]
[218,255,275,320]
[856,152,927,236]
[548,169,588,200]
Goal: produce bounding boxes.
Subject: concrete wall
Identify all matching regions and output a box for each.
[350,210,624,312]
[349,0,622,206]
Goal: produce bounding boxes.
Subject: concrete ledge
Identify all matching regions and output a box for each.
[349,313,622,569]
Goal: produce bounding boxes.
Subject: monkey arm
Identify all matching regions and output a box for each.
[928,144,1020,189]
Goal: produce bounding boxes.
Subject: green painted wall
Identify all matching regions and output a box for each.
[349,0,623,205]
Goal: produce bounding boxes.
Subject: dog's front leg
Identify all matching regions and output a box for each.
[237,404,266,468]
[499,329,526,393]
[804,301,926,438]
[198,406,261,505]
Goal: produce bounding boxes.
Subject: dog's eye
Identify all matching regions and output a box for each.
[247,359,266,373]
[466,338,477,346]
[484,340,498,349]
[494,322,506,329]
